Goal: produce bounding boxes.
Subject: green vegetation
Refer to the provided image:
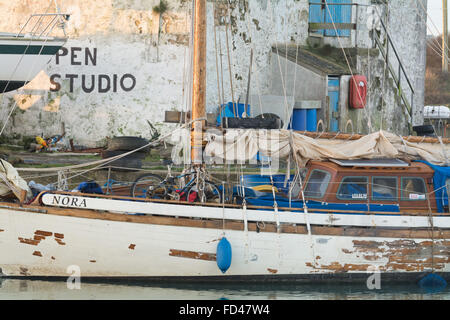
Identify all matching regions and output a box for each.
[152,0,168,14]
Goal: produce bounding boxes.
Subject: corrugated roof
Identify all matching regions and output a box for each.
[272,45,357,76]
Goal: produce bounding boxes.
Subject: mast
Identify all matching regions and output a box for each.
[191,0,207,165]
[444,0,448,72]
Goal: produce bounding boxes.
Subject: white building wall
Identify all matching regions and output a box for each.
[0,0,427,146]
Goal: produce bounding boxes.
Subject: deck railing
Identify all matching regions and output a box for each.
[16,13,70,39]
[371,11,415,124]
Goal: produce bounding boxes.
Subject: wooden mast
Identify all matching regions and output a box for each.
[444,0,449,72]
[191,0,207,165]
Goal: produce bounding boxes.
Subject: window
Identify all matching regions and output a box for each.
[401,177,427,201]
[309,0,353,37]
[372,177,397,201]
[304,169,331,199]
[337,176,368,200]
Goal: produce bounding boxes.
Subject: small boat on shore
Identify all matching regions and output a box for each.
[0,13,68,93]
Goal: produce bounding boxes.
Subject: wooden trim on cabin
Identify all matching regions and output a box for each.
[1,200,449,240]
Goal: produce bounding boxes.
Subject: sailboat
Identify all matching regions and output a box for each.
[0,12,68,93]
[0,0,448,283]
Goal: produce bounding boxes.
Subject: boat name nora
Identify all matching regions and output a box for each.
[50,195,87,208]
[49,47,137,93]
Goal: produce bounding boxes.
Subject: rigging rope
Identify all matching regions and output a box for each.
[244,9,265,118]
[323,0,375,133]
[268,0,292,128]
[0,11,64,136]
[225,1,237,118]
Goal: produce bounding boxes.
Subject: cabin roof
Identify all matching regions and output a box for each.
[308,160,435,175]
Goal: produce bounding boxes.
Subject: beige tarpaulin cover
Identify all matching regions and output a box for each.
[0,159,32,199]
[204,130,450,167]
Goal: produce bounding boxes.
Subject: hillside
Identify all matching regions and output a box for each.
[425,35,450,106]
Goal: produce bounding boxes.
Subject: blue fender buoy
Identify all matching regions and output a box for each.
[216,237,232,274]
[418,273,447,294]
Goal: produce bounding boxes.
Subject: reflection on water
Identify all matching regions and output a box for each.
[0,278,448,300]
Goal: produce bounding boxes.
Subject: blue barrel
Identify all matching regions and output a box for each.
[217,102,251,126]
[292,109,307,131]
[307,109,317,132]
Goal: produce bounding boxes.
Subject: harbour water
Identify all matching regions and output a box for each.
[0,279,448,300]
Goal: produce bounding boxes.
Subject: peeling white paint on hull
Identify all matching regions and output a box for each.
[0,207,448,279]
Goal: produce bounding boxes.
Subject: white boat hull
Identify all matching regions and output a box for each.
[0,37,65,92]
[0,198,448,281]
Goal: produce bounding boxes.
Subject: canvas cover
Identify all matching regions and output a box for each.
[0,159,32,199]
[204,130,450,167]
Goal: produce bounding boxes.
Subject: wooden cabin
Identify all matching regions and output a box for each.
[301,159,438,213]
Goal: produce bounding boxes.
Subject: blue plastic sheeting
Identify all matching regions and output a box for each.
[272,174,295,194]
[245,195,400,214]
[233,174,294,194]
[216,102,251,126]
[241,175,271,188]
[73,181,103,195]
[415,161,450,213]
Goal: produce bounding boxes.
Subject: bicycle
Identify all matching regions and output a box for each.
[130,161,222,204]
[103,179,134,196]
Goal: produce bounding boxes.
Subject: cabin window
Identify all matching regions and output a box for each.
[337,176,368,200]
[372,177,398,201]
[304,169,331,199]
[401,177,427,201]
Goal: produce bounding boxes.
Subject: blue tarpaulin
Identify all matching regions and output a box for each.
[245,195,400,214]
[416,161,450,213]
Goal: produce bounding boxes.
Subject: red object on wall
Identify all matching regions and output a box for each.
[349,75,367,109]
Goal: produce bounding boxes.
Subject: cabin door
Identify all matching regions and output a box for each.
[328,76,340,132]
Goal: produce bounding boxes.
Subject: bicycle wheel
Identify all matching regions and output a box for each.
[187,180,222,204]
[104,180,134,196]
[131,174,164,198]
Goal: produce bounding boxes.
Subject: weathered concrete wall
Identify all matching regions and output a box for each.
[387,0,427,127]
[269,1,427,135]
[270,54,327,124]
[0,0,427,145]
[0,0,192,146]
